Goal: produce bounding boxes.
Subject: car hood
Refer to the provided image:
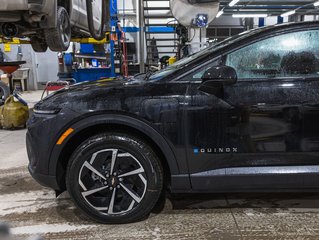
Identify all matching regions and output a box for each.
[66,76,147,91]
[34,77,146,112]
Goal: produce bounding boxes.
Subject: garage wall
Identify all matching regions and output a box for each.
[0,44,59,90]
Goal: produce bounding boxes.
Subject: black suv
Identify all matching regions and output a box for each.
[27,21,319,223]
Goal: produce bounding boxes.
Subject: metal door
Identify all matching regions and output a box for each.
[32,51,59,84]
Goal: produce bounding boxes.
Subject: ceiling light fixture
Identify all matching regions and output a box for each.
[232,14,268,18]
[229,0,240,7]
[280,10,296,17]
[314,1,319,7]
[216,10,224,18]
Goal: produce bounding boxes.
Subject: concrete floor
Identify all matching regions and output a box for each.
[1,92,319,239]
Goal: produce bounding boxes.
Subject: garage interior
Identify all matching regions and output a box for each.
[2,0,319,239]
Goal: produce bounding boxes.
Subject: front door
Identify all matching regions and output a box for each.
[185,29,319,191]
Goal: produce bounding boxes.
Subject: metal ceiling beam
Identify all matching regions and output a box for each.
[219,1,316,5]
[222,5,315,9]
[223,10,315,15]
[218,0,319,16]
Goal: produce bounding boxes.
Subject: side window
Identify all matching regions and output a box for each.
[226,30,319,80]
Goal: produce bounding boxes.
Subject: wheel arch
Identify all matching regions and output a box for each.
[50,114,179,190]
[57,0,72,15]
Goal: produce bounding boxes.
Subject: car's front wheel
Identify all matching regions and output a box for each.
[45,6,71,52]
[66,132,164,224]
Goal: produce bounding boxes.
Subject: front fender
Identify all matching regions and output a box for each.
[48,114,180,177]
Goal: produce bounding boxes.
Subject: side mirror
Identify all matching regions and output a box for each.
[201,65,237,85]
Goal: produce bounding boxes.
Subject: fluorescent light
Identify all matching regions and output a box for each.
[314,1,319,6]
[229,0,240,7]
[281,10,296,17]
[216,10,224,18]
[232,14,268,18]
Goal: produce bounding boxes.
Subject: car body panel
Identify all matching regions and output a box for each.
[0,0,53,12]
[180,23,319,190]
[27,21,319,193]
[0,0,56,26]
[48,114,191,191]
[72,0,102,32]
[0,0,102,34]
[28,79,191,191]
[190,165,319,191]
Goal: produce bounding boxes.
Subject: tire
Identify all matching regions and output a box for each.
[44,7,71,52]
[0,81,9,106]
[30,37,48,52]
[66,132,164,224]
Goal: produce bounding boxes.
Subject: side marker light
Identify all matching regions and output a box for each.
[56,128,74,145]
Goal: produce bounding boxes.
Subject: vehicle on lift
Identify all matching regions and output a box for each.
[0,0,108,52]
[27,21,319,223]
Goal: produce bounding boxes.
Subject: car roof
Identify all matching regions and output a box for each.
[206,20,319,55]
[238,20,319,40]
[259,20,319,30]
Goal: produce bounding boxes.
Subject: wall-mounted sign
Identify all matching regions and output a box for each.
[4,43,11,52]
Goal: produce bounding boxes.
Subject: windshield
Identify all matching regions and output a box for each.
[148,27,265,81]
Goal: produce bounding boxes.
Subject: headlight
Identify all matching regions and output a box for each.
[33,108,61,115]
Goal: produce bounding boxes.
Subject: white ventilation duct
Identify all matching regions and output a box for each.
[170,0,220,27]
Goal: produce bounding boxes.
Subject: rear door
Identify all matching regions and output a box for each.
[69,0,80,25]
[75,0,88,30]
[91,0,103,32]
[73,0,102,33]
[185,28,319,191]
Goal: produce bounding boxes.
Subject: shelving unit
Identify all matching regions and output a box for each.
[58,0,119,82]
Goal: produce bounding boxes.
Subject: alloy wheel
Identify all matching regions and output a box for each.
[78,149,147,215]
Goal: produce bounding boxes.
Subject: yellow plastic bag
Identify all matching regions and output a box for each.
[1,96,29,129]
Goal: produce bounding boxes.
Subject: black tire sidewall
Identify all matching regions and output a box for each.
[45,7,71,51]
[0,81,9,105]
[66,133,163,224]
